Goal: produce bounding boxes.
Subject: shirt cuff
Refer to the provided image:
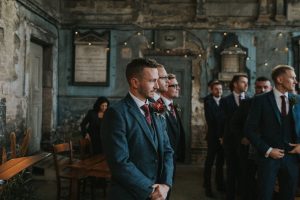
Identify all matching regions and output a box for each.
[265,147,273,158]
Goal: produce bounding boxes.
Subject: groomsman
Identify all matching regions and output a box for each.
[153,64,169,102]
[245,65,300,200]
[101,58,174,200]
[161,74,186,163]
[231,76,272,200]
[219,74,248,200]
[203,80,225,198]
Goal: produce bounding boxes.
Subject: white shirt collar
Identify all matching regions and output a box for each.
[153,93,160,101]
[273,87,288,99]
[161,96,173,110]
[129,92,149,109]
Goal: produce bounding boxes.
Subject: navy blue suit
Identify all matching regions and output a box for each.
[245,91,300,200]
[101,94,174,200]
[203,94,224,190]
[219,93,248,200]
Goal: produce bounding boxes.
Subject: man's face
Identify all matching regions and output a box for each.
[166,78,180,98]
[255,81,272,94]
[137,68,159,99]
[211,84,222,98]
[278,70,297,92]
[235,77,248,93]
[157,67,169,93]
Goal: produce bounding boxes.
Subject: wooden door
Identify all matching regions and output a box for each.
[29,42,43,153]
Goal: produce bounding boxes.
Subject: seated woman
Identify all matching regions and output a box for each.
[80,96,109,154]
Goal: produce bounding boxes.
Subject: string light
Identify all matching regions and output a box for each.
[88,42,92,46]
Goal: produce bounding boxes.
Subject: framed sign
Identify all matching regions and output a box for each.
[73,31,110,85]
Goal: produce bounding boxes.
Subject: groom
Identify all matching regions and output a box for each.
[245,65,300,200]
[101,58,174,200]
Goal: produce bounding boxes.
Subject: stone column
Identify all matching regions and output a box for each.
[275,0,286,21]
[195,0,206,21]
[257,0,271,23]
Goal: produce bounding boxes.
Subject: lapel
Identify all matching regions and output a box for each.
[229,94,238,111]
[151,112,163,153]
[125,94,158,151]
[267,91,281,124]
[166,112,179,133]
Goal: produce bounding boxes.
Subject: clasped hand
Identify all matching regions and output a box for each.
[150,184,169,200]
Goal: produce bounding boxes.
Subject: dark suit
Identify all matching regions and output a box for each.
[230,98,257,200]
[203,94,224,190]
[101,94,174,200]
[166,104,186,163]
[219,93,247,200]
[245,91,300,200]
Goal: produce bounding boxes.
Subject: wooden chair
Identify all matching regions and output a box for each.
[10,132,16,159]
[1,147,7,164]
[19,129,31,157]
[78,138,108,199]
[52,141,86,200]
[79,138,92,159]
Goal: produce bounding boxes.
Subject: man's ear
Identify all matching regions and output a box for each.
[130,78,139,89]
[277,75,283,84]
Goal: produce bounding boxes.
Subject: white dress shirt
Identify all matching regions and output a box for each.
[129,92,149,116]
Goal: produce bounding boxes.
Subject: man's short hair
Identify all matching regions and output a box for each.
[210,80,222,90]
[255,76,270,83]
[168,73,176,80]
[229,74,248,91]
[125,58,158,83]
[271,65,294,83]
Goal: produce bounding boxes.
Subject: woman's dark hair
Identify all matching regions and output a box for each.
[93,96,109,111]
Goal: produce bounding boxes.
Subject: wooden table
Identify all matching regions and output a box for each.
[0,152,51,181]
[68,154,111,200]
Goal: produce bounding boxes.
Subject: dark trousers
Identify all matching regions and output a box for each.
[224,147,239,200]
[238,145,258,200]
[203,140,225,189]
[257,154,299,200]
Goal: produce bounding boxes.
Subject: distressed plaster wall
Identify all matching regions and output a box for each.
[1,0,300,163]
[0,0,58,152]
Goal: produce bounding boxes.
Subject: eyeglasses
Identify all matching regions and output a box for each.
[168,84,180,89]
[159,76,169,80]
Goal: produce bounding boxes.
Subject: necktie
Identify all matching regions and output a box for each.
[169,103,177,118]
[157,98,163,104]
[281,95,287,117]
[141,104,152,125]
[238,95,242,106]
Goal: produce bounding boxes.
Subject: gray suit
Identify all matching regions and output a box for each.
[101,94,174,200]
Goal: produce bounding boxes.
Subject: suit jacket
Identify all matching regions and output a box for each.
[171,104,186,162]
[230,98,253,145]
[220,93,248,149]
[101,94,174,200]
[204,94,223,143]
[245,91,300,156]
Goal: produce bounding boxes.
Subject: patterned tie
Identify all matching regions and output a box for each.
[141,104,152,125]
[281,95,287,117]
[157,98,164,104]
[169,103,177,119]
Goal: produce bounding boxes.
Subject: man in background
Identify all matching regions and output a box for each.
[231,76,272,200]
[203,80,225,197]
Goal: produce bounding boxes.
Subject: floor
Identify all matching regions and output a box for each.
[29,163,222,200]
[11,161,300,200]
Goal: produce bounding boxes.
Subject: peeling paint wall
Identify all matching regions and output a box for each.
[0,0,58,152]
[1,0,300,162]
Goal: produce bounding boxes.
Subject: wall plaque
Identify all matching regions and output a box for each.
[73,31,109,85]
